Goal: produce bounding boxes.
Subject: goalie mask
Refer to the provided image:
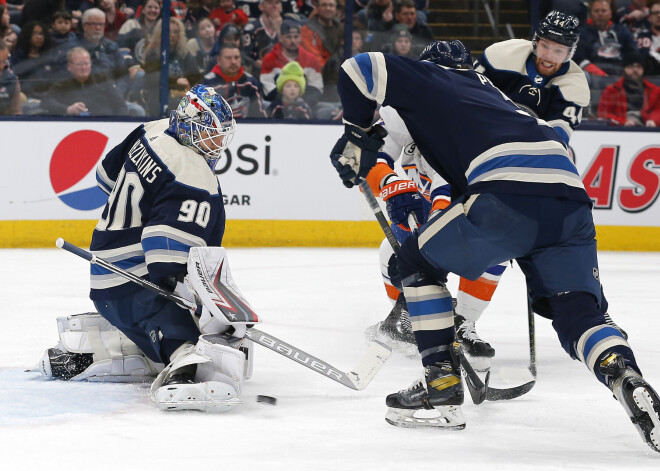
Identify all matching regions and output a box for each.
[532,10,580,63]
[419,40,473,70]
[168,84,236,165]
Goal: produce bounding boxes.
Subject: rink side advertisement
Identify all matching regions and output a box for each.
[1,121,659,249]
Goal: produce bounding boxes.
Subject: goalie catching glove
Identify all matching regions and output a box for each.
[330,123,388,188]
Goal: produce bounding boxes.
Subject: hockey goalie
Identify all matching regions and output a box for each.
[31,247,256,413]
[30,85,258,412]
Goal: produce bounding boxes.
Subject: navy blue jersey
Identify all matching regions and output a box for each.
[91,119,226,300]
[475,39,590,144]
[338,53,591,203]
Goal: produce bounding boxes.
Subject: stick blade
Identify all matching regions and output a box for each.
[486,379,536,401]
[347,340,392,390]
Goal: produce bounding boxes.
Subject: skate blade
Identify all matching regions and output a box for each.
[384,406,466,430]
[155,382,241,413]
[156,397,243,413]
[631,387,660,452]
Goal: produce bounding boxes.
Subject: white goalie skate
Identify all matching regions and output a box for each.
[152,333,252,413]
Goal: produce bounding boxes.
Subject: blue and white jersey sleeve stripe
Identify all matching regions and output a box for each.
[547,119,572,145]
[90,243,147,290]
[142,224,207,268]
[96,163,114,195]
[341,53,389,104]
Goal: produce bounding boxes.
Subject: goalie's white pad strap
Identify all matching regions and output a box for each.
[58,313,141,356]
[57,313,161,380]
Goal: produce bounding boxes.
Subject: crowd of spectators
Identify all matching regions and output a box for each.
[548,0,660,125]
[0,0,659,124]
[0,0,434,119]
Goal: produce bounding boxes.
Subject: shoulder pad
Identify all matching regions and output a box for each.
[549,62,590,107]
[144,119,220,195]
[483,39,532,74]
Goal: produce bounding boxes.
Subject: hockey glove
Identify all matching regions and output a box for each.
[330,124,388,188]
[380,178,425,231]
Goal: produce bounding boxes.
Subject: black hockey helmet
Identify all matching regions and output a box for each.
[533,10,580,61]
[419,40,473,70]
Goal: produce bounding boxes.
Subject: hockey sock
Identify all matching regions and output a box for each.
[577,327,639,386]
[403,274,454,366]
[455,262,507,321]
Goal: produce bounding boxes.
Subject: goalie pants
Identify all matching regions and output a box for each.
[94,289,201,364]
[398,192,637,384]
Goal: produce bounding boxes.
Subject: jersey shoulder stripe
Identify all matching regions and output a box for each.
[550,62,590,107]
[143,119,220,196]
[342,52,388,103]
[482,39,531,74]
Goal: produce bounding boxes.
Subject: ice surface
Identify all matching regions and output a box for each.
[1,248,659,469]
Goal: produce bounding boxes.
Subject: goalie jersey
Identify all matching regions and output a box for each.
[474,39,590,145]
[90,119,226,300]
[338,52,590,203]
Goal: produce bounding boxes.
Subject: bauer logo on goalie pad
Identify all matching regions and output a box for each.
[195,261,237,315]
[188,248,259,324]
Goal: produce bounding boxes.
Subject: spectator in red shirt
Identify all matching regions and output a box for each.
[209,0,248,32]
[260,18,323,104]
[598,50,660,126]
[97,0,128,42]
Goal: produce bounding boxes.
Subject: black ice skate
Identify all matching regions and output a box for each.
[365,296,417,357]
[385,358,465,429]
[455,314,495,372]
[599,352,660,453]
[33,348,94,380]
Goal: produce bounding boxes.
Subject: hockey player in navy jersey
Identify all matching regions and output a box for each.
[475,10,589,146]
[363,105,506,368]
[32,85,257,412]
[329,41,660,452]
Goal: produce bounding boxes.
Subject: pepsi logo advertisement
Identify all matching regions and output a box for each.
[49,130,109,211]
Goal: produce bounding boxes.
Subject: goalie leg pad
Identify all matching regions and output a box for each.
[31,313,162,382]
[151,334,247,413]
[186,247,259,335]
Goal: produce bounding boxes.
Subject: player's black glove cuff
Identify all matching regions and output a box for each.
[329,124,388,188]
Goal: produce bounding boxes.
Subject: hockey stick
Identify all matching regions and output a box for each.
[359,180,401,251]
[55,238,391,391]
[528,293,537,379]
[481,295,537,401]
[359,181,535,402]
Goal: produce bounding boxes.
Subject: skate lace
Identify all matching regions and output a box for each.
[405,377,428,393]
[457,319,484,343]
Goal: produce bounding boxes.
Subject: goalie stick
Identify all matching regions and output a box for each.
[55,238,391,391]
[358,180,535,403]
